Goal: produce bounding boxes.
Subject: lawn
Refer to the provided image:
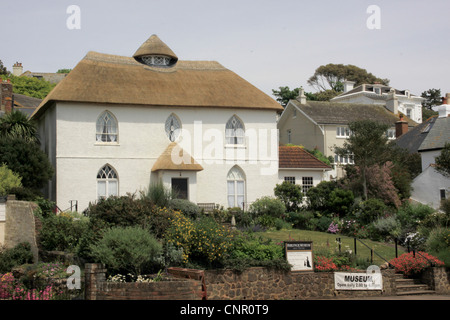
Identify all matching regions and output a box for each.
[256,229,407,267]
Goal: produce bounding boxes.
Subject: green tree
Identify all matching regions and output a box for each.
[421,88,442,110]
[56,69,72,74]
[0,164,22,196]
[0,59,8,75]
[6,75,55,99]
[435,143,450,177]
[0,110,39,143]
[274,181,303,212]
[334,120,390,200]
[0,136,54,195]
[307,64,389,92]
[272,86,300,108]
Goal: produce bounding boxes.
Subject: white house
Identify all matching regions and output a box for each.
[31,35,283,212]
[331,81,424,124]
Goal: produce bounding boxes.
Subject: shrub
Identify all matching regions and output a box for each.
[425,227,450,266]
[249,196,286,219]
[38,213,90,252]
[168,199,201,219]
[0,163,22,196]
[0,243,34,273]
[389,251,444,276]
[90,226,162,276]
[144,181,174,208]
[396,203,435,241]
[356,198,389,225]
[274,181,303,212]
[274,218,292,230]
[230,234,283,261]
[370,215,401,241]
[316,216,333,232]
[85,194,154,228]
[284,211,315,229]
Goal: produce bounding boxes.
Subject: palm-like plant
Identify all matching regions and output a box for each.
[0,110,39,143]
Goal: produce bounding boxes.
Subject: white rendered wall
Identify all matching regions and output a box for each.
[411,166,450,209]
[52,103,279,212]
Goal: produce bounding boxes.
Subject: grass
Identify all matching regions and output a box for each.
[255,229,407,267]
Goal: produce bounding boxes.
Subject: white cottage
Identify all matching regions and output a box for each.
[31,35,283,212]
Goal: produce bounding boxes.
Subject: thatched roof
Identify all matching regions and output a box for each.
[133,34,178,62]
[151,142,203,172]
[31,36,282,119]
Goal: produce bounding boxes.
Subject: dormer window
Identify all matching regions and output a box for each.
[374,87,381,94]
[141,55,172,67]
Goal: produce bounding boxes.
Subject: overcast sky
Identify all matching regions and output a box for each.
[2,0,449,98]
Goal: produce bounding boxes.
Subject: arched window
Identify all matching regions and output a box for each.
[227,166,246,209]
[96,111,118,142]
[225,115,245,145]
[97,164,118,199]
[165,114,181,142]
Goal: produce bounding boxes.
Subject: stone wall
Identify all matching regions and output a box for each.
[85,264,204,300]
[204,267,397,300]
[4,199,39,262]
[421,267,450,294]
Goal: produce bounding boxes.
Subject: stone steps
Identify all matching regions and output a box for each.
[394,274,436,296]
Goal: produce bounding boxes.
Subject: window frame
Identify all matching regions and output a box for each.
[227,166,246,209]
[301,177,314,194]
[96,111,118,144]
[225,115,245,146]
[97,164,119,200]
[336,126,350,138]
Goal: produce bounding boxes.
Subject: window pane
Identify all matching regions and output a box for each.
[108,181,118,197]
[237,181,244,195]
[97,181,106,199]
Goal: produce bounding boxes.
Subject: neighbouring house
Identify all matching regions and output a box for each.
[277,89,417,179]
[30,34,283,212]
[409,96,450,209]
[278,145,332,194]
[1,77,42,118]
[330,81,424,124]
[12,62,67,84]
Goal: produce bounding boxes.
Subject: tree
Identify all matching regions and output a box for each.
[307,64,389,92]
[0,110,39,143]
[334,120,390,200]
[56,69,72,74]
[6,75,55,99]
[421,88,442,110]
[274,181,303,212]
[435,143,450,177]
[0,136,54,195]
[0,59,8,75]
[272,86,300,108]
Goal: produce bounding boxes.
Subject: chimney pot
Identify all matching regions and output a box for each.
[395,116,408,138]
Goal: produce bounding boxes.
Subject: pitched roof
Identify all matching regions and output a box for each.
[31,38,282,119]
[151,142,203,172]
[279,145,331,170]
[289,99,417,127]
[395,116,437,154]
[418,117,450,152]
[332,84,422,100]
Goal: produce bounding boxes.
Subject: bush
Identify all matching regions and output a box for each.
[356,198,389,225]
[90,226,162,276]
[144,181,174,208]
[284,211,315,229]
[168,199,201,219]
[85,194,154,228]
[38,213,90,252]
[0,164,22,196]
[274,181,303,212]
[370,215,401,241]
[396,203,435,240]
[316,216,333,232]
[229,234,283,261]
[425,227,450,266]
[0,243,34,273]
[249,196,286,219]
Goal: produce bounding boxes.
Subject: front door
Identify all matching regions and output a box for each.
[172,178,188,200]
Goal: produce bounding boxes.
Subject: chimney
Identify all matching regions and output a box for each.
[297,87,307,104]
[386,88,398,115]
[1,79,13,113]
[343,80,355,93]
[12,62,23,76]
[438,93,450,118]
[395,115,408,138]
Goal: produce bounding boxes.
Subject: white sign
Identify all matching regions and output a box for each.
[285,241,314,272]
[334,272,383,290]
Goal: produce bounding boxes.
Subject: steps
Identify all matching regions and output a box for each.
[394,273,436,296]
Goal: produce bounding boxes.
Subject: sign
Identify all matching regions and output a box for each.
[285,241,314,272]
[334,272,383,290]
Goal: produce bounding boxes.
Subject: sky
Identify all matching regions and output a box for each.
[1,0,449,99]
